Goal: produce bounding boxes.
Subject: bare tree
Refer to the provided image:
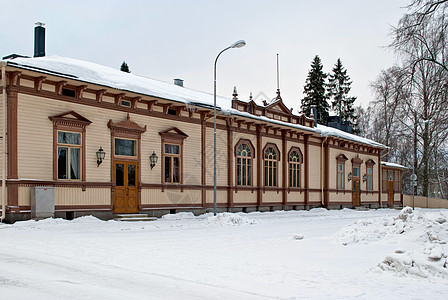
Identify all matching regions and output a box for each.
[391,0,448,73]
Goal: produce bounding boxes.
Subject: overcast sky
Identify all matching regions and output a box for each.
[1,0,410,112]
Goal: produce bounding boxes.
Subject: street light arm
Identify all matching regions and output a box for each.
[214,46,231,82]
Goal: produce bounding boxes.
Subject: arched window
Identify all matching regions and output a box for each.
[236,140,254,186]
[264,144,280,187]
[288,148,303,188]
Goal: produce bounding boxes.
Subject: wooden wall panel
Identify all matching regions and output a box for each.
[286,191,305,203]
[328,192,350,202]
[205,127,228,186]
[42,83,55,93]
[309,191,322,202]
[308,145,321,189]
[233,190,257,204]
[55,187,110,206]
[206,190,227,204]
[17,94,54,180]
[18,186,30,206]
[263,191,282,203]
[141,189,201,205]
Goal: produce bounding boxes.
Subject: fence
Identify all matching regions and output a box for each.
[403,194,448,209]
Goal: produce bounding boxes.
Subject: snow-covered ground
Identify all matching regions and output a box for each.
[0,207,447,299]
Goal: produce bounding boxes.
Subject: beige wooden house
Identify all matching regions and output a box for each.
[0,27,405,222]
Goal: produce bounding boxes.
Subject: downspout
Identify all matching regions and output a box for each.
[1,62,6,222]
[321,137,328,206]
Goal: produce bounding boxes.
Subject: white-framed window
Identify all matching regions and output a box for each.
[164,143,181,183]
[57,131,82,180]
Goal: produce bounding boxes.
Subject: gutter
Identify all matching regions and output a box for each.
[1,61,6,222]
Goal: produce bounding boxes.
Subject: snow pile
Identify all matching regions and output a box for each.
[339,207,448,279]
[337,210,409,246]
[207,212,256,226]
[378,208,448,279]
[70,215,105,224]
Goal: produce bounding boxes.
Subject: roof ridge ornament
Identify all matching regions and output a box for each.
[232,86,238,100]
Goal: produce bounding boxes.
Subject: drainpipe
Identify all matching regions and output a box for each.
[1,61,6,222]
[321,137,328,206]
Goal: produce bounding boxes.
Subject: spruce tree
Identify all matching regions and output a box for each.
[120,61,130,73]
[301,55,329,125]
[327,59,357,126]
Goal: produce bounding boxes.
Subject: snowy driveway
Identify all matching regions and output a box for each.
[0,208,447,299]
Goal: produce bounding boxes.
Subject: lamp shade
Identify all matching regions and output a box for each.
[231,40,246,48]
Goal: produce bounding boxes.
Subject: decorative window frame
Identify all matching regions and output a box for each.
[108,113,146,162]
[263,143,280,187]
[159,127,188,184]
[351,156,363,179]
[365,159,376,191]
[234,138,255,186]
[49,111,91,181]
[108,114,147,193]
[336,154,348,190]
[288,147,303,188]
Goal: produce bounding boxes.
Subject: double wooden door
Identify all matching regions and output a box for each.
[352,179,360,206]
[114,161,139,214]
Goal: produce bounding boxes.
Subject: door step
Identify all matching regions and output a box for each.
[114,214,157,222]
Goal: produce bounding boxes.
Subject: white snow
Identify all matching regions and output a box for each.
[381,161,408,169]
[5,56,387,149]
[0,207,447,299]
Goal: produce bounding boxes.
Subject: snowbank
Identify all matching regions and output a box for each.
[338,207,448,279]
[207,212,256,226]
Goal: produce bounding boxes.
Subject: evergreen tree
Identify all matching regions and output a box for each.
[327,59,357,126]
[301,55,329,125]
[120,61,130,73]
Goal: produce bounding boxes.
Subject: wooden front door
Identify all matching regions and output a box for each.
[388,181,394,207]
[114,161,139,214]
[352,179,360,206]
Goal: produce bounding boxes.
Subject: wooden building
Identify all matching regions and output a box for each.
[0,30,405,222]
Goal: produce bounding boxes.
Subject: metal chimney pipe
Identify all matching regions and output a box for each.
[174,79,184,87]
[34,22,46,58]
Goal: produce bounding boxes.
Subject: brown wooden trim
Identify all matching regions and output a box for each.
[201,117,206,207]
[378,153,382,206]
[256,125,263,206]
[324,140,330,207]
[55,205,112,211]
[159,127,187,185]
[7,87,18,207]
[12,179,112,188]
[234,138,255,189]
[304,135,310,207]
[12,77,386,155]
[227,120,234,207]
[140,204,205,209]
[281,130,287,206]
[262,142,281,188]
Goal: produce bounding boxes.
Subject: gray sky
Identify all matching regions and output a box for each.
[1,0,409,112]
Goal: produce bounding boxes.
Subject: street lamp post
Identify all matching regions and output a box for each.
[213,40,246,216]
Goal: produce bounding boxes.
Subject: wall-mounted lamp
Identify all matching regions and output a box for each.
[150,151,158,170]
[96,146,106,167]
[363,174,368,182]
[347,172,352,181]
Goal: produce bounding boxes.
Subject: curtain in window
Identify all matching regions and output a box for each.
[70,148,81,180]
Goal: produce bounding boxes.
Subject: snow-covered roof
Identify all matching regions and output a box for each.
[381,161,408,169]
[5,55,387,149]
